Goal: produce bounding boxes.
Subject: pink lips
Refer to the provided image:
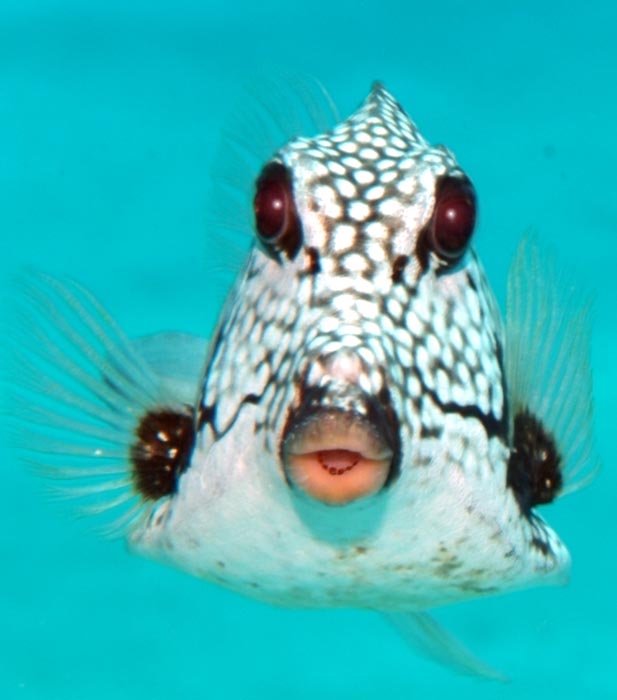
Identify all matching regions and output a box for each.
[282,412,393,506]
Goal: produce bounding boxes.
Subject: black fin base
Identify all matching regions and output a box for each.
[130,407,196,500]
[507,409,562,513]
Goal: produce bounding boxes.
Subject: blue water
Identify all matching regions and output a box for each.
[2,1,616,698]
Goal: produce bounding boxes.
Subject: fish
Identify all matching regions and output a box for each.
[8,81,598,680]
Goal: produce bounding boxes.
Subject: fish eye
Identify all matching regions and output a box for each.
[253,161,302,260]
[428,176,476,261]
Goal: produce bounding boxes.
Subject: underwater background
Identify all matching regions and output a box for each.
[1,0,616,697]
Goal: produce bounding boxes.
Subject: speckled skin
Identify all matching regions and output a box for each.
[129,84,570,610]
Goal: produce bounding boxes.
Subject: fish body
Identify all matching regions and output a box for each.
[131,86,566,610]
[11,81,597,676]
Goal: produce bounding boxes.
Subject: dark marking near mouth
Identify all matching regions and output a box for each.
[374,384,402,485]
[507,409,562,514]
[391,255,408,283]
[131,406,196,499]
[280,373,402,490]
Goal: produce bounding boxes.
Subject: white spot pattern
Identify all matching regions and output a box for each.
[196,83,524,564]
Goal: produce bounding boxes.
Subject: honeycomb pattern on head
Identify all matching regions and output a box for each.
[199,83,505,483]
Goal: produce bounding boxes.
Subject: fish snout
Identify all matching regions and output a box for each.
[281,351,401,506]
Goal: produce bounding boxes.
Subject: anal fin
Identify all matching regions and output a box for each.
[383,611,507,682]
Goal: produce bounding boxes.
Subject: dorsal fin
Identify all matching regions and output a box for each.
[204,74,339,307]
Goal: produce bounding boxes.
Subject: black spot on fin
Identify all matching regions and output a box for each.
[507,408,562,513]
[505,235,599,496]
[391,255,408,283]
[6,272,206,537]
[131,407,196,499]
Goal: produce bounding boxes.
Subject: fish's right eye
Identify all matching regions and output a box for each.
[427,175,476,262]
[254,162,302,260]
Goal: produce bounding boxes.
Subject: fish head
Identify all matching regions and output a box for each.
[131,84,571,610]
[259,83,487,508]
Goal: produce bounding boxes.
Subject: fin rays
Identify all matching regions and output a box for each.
[16,275,160,411]
[505,236,599,496]
[384,611,507,681]
[6,272,179,537]
[204,74,339,306]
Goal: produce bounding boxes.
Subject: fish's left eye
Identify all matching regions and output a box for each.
[254,162,302,260]
[428,176,477,261]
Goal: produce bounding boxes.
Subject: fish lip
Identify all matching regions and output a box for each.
[280,393,401,505]
[283,409,395,462]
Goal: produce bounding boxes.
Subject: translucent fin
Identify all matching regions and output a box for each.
[131,332,209,405]
[383,612,507,682]
[505,236,599,495]
[204,74,339,306]
[5,272,201,537]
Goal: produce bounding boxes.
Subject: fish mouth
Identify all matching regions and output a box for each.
[281,407,397,506]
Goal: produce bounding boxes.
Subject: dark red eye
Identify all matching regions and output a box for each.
[254,162,302,260]
[429,176,476,260]
[255,179,287,238]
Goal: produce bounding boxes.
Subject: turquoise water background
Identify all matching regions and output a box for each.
[2,1,616,697]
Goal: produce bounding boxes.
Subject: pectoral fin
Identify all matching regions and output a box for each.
[131,332,209,404]
[8,272,208,537]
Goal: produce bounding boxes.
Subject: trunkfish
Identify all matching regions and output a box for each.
[10,81,598,679]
